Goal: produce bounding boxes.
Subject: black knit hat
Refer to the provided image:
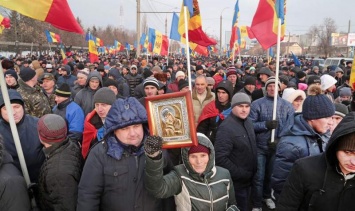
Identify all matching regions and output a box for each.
[55,83,71,98]
[93,87,116,105]
[4,69,18,81]
[244,77,256,86]
[178,79,189,91]
[104,78,119,89]
[143,69,153,79]
[19,67,36,82]
[297,71,306,79]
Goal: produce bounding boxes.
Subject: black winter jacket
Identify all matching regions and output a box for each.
[215,113,257,188]
[0,149,31,211]
[38,139,83,211]
[278,112,355,211]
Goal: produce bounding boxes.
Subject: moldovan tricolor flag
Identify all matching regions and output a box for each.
[0,0,83,34]
[87,33,98,63]
[350,55,355,90]
[45,30,60,43]
[230,0,241,52]
[178,0,216,47]
[250,0,286,49]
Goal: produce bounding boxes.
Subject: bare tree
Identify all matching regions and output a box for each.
[141,14,148,34]
[308,17,337,57]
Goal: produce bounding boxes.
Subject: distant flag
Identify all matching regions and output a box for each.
[140,33,146,46]
[59,43,68,64]
[87,32,98,63]
[0,0,83,34]
[181,47,185,55]
[269,47,274,58]
[148,28,156,52]
[250,0,286,49]
[291,52,301,67]
[143,36,149,50]
[170,12,181,41]
[178,0,216,47]
[0,15,10,34]
[96,37,103,47]
[230,0,241,52]
[239,25,255,39]
[350,54,355,90]
[45,30,61,43]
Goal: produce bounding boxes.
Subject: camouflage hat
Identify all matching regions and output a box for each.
[40,73,55,81]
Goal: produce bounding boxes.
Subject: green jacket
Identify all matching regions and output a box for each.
[145,133,236,211]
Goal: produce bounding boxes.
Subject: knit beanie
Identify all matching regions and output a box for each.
[104,78,119,89]
[175,71,185,78]
[334,103,349,117]
[265,76,281,88]
[307,75,321,85]
[244,77,256,86]
[206,77,215,85]
[231,92,251,108]
[321,74,337,91]
[19,67,36,82]
[143,69,153,79]
[227,70,237,77]
[339,87,352,97]
[297,71,306,79]
[143,77,160,89]
[55,83,71,98]
[302,85,335,120]
[151,65,162,73]
[93,87,116,105]
[4,69,18,81]
[37,114,67,144]
[336,134,355,151]
[258,67,274,77]
[178,79,189,91]
[188,144,210,155]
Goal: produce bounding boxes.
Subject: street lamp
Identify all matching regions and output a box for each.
[220,7,229,56]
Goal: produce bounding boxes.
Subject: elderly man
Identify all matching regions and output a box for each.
[192,75,215,126]
[40,73,57,109]
[17,67,51,118]
[77,97,172,211]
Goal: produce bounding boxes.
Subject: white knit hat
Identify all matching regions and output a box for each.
[320,74,337,91]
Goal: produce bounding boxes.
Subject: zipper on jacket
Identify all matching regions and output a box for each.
[205,178,214,211]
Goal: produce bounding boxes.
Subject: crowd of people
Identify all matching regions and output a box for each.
[0,52,355,211]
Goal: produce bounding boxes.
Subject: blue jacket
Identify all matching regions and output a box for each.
[0,115,45,182]
[53,99,85,143]
[249,96,294,153]
[271,113,331,199]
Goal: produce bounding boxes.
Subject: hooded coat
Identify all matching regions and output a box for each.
[74,71,103,116]
[271,114,331,199]
[77,97,171,211]
[145,133,236,211]
[277,112,355,211]
[0,139,31,211]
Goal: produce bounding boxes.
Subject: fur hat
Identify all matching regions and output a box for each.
[302,85,335,120]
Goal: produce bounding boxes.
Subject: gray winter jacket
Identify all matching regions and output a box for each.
[145,133,236,211]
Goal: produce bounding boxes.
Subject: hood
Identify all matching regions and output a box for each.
[326,112,355,166]
[104,97,148,137]
[181,133,216,181]
[280,113,320,137]
[215,80,233,99]
[108,68,122,80]
[85,71,103,88]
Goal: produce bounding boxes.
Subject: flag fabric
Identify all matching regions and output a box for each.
[350,55,355,90]
[143,35,149,50]
[0,0,83,34]
[87,33,98,63]
[230,0,241,52]
[140,33,146,46]
[45,30,60,43]
[194,45,208,56]
[239,25,255,39]
[178,0,216,47]
[250,0,286,49]
[269,47,274,58]
[0,15,10,34]
[59,43,67,64]
[149,28,169,56]
[96,38,103,47]
[291,52,301,67]
[170,12,181,41]
[148,28,156,52]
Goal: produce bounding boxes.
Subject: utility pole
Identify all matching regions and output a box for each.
[165,16,168,36]
[136,0,141,57]
[347,19,351,57]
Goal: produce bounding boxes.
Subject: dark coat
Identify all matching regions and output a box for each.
[215,113,257,188]
[278,112,355,211]
[38,139,83,211]
[0,115,45,182]
[0,149,31,211]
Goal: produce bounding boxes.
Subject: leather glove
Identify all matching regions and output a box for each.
[265,120,278,130]
[144,135,163,158]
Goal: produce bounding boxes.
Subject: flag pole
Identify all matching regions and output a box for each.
[232,41,236,65]
[271,18,282,143]
[238,44,242,62]
[167,38,170,66]
[183,6,192,91]
[0,65,37,208]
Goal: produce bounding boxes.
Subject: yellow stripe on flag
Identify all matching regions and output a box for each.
[89,40,98,55]
[153,31,163,54]
[0,0,52,21]
[350,55,355,90]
